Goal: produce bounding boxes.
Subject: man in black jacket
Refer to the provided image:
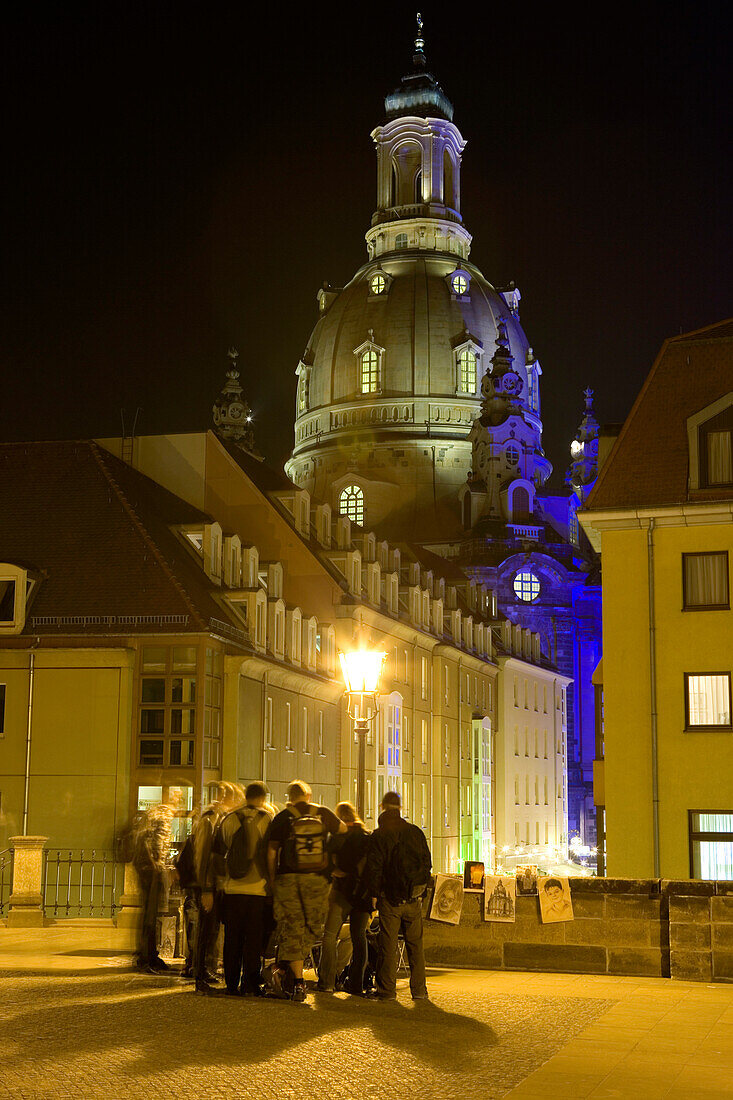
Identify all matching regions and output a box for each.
[365,791,432,1001]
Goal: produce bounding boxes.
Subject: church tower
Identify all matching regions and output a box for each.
[285,18,546,542]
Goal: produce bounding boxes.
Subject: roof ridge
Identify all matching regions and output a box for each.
[669,317,733,342]
[88,442,208,630]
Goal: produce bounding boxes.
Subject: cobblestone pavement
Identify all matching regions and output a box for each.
[0,963,614,1099]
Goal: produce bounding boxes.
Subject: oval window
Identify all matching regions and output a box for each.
[452,273,468,295]
[513,571,540,603]
[370,273,386,295]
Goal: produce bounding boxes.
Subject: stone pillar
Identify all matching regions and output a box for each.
[115,862,142,930]
[666,880,713,982]
[7,836,48,928]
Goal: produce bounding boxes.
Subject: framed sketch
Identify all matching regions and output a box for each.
[537,875,574,923]
[464,861,485,890]
[483,875,516,922]
[515,864,539,896]
[429,873,465,925]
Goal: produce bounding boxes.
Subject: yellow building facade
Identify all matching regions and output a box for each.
[581,321,733,879]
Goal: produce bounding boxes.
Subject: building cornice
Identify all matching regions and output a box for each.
[579,500,733,552]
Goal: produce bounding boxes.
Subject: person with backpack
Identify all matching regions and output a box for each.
[365,790,432,1002]
[216,781,273,996]
[316,801,372,996]
[266,779,346,1002]
[192,782,241,995]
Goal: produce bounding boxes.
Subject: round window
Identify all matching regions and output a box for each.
[452,273,468,296]
[370,273,386,295]
[506,443,520,466]
[513,571,540,603]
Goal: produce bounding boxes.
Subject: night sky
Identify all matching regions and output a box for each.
[3,4,731,480]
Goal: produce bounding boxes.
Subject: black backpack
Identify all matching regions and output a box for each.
[225,808,268,879]
[385,827,430,905]
[176,833,197,889]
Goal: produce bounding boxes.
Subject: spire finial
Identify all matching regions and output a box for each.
[584,386,594,410]
[413,12,426,67]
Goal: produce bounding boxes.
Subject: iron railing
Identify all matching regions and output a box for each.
[43,849,123,918]
[0,849,12,918]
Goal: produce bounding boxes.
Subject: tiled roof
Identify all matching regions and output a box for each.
[0,440,243,636]
[585,319,733,511]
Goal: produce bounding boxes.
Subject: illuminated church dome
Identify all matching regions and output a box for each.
[285,20,550,540]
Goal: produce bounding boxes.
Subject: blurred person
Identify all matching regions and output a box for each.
[193,782,241,995]
[317,801,372,996]
[216,781,273,996]
[365,790,432,1001]
[266,780,346,1002]
[132,803,174,973]
[175,809,199,978]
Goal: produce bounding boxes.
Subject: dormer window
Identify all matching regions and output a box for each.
[458,349,477,394]
[361,349,379,393]
[0,564,31,635]
[446,268,471,300]
[688,396,733,490]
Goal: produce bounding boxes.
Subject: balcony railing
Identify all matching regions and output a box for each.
[43,849,123,919]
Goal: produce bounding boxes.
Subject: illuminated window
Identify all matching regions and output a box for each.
[370,273,386,295]
[683,552,729,610]
[361,349,380,393]
[340,485,364,526]
[297,371,308,413]
[395,233,408,250]
[685,673,731,729]
[506,444,520,467]
[452,273,468,296]
[458,349,477,393]
[690,812,733,879]
[514,571,540,603]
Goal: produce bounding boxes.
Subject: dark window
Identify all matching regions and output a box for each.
[682,552,729,610]
[139,740,164,766]
[0,580,16,622]
[0,684,5,734]
[169,740,194,767]
[684,673,732,729]
[689,811,733,879]
[512,486,531,523]
[141,678,166,703]
[140,709,165,734]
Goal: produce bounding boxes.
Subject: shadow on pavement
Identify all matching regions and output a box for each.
[1,973,498,1077]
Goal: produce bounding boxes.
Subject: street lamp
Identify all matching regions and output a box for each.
[339,646,386,819]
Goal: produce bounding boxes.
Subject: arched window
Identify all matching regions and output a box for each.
[458,349,477,393]
[340,485,364,526]
[390,163,398,207]
[444,148,456,209]
[512,486,531,522]
[361,349,380,393]
[414,168,423,204]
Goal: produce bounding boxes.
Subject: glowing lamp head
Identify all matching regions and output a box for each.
[339,648,386,695]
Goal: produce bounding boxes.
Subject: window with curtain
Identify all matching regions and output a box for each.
[706,429,733,485]
[685,673,732,728]
[689,811,733,879]
[683,552,729,609]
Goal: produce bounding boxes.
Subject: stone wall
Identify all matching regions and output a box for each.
[423,878,733,982]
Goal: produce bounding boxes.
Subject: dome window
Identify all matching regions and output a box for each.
[367,269,392,300]
[514,571,540,603]
[395,233,408,250]
[353,331,384,396]
[457,349,477,394]
[340,485,364,527]
[446,267,471,300]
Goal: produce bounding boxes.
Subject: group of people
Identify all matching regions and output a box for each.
[132,779,433,1003]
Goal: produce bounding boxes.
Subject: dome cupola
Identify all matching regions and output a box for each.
[367,14,470,263]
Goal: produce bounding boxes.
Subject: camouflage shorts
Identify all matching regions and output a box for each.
[273,873,330,962]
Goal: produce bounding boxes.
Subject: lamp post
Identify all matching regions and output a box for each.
[339,647,386,820]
